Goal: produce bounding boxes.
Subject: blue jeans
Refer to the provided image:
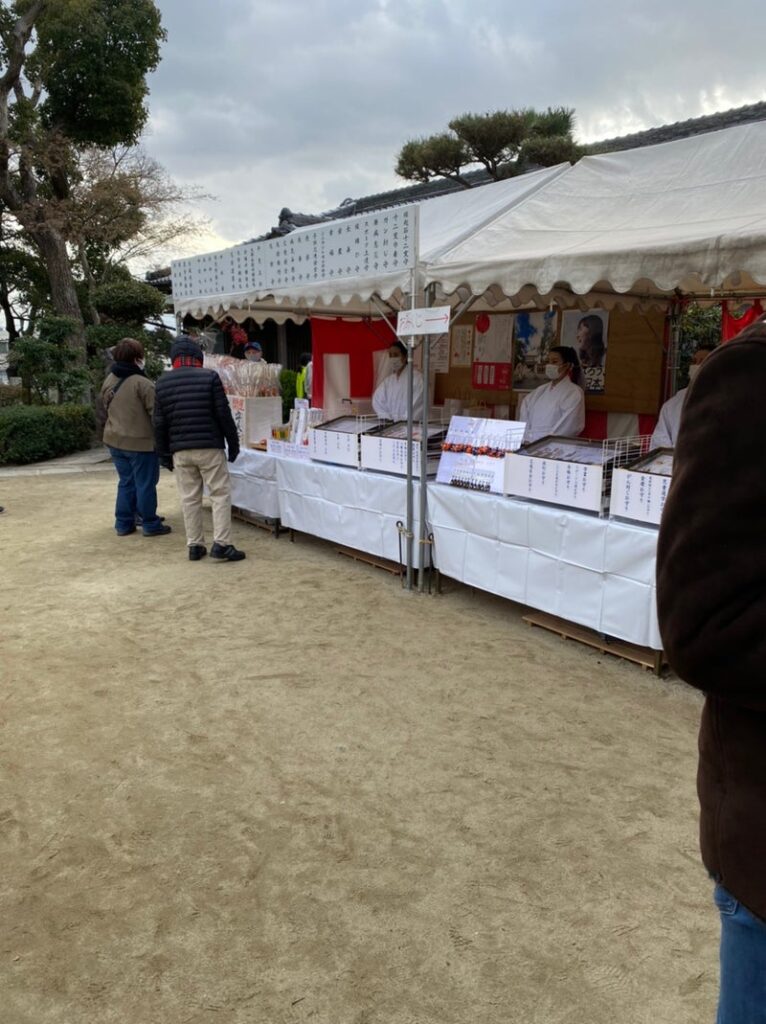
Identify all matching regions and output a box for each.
[108,448,162,535]
[715,883,766,1024]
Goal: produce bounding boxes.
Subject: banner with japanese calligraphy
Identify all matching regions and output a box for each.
[171,206,418,304]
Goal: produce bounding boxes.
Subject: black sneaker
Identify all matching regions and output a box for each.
[210,542,246,562]
[116,525,137,536]
[188,545,207,561]
[143,524,172,537]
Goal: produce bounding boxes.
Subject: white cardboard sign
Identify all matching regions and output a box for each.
[397,306,451,337]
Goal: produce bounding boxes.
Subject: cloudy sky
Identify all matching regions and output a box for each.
[143,0,766,260]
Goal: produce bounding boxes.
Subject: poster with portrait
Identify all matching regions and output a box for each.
[561,309,609,394]
[513,310,560,391]
[472,313,514,390]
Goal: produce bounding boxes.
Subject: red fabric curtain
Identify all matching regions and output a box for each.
[722,300,764,343]
[309,317,394,406]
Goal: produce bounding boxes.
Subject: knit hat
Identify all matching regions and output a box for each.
[170,336,204,363]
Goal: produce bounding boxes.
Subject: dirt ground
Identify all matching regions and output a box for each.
[0,468,716,1024]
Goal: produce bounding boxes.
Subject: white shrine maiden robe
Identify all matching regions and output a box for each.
[372,368,424,421]
[518,377,585,443]
[650,387,687,448]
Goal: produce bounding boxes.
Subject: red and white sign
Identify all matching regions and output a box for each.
[397,306,451,336]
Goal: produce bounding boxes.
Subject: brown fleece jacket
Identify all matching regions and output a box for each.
[657,319,766,921]
[101,373,156,453]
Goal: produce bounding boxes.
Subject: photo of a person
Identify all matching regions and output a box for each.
[561,310,609,393]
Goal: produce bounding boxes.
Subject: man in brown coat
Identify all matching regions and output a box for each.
[657,317,766,1023]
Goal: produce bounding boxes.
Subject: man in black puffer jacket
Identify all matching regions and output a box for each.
[154,336,245,562]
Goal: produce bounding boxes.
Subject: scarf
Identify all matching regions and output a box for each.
[109,361,146,380]
[172,356,203,368]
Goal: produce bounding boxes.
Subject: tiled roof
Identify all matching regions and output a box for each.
[585,101,766,155]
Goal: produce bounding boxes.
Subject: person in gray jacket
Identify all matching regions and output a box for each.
[101,337,170,538]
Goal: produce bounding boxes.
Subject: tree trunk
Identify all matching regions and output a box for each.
[77,243,101,326]
[0,282,19,343]
[28,223,87,362]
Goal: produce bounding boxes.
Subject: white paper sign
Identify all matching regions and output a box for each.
[609,468,671,525]
[450,324,473,367]
[397,306,451,337]
[172,206,418,302]
[431,333,450,374]
[474,315,514,363]
[504,454,604,512]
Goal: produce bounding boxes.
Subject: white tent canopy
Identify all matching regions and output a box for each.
[424,121,766,304]
[174,165,568,319]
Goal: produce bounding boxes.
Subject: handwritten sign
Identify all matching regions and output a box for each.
[397,306,451,337]
[172,205,418,303]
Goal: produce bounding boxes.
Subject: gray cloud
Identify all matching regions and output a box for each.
[145,0,766,251]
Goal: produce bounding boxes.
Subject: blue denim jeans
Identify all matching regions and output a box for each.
[108,447,162,534]
[715,883,766,1024]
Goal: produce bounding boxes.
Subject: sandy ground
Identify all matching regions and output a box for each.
[0,467,717,1024]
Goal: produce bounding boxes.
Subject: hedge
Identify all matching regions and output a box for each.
[0,404,96,465]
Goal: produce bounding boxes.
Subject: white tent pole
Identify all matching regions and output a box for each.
[404,267,416,591]
[418,283,437,593]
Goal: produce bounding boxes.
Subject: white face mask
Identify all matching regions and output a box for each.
[688,363,701,382]
[136,358,145,371]
[545,363,561,380]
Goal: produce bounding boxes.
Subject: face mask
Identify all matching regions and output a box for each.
[136,358,145,371]
[246,353,261,362]
[688,363,700,382]
[545,364,561,380]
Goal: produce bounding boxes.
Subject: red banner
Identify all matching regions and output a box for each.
[722,300,764,343]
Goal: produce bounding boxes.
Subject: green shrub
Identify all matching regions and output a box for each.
[0,404,95,465]
[93,279,167,324]
[12,328,90,404]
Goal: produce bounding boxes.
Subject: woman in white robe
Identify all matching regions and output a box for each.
[518,346,585,443]
[372,341,424,421]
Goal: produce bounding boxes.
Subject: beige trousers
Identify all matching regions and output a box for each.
[173,448,232,547]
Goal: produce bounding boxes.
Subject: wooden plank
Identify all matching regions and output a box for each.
[336,546,402,576]
[522,610,666,674]
[232,506,281,535]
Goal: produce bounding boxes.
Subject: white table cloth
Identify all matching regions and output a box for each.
[428,485,662,650]
[228,449,280,520]
[276,458,422,564]
[230,453,662,650]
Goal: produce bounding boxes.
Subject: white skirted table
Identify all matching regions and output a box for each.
[226,453,661,651]
[276,457,421,565]
[428,484,661,650]
[228,449,280,521]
